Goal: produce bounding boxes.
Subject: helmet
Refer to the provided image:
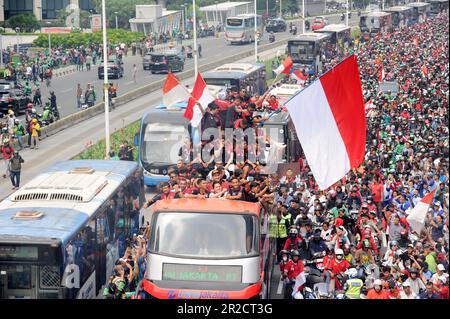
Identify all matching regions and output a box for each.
[409,267,419,274]
[390,240,398,248]
[14,119,19,124]
[335,249,344,256]
[8,109,14,115]
[27,103,33,108]
[31,108,36,113]
[346,268,358,278]
[289,228,298,238]
[279,250,289,256]
[44,105,50,110]
[374,279,383,287]
[290,250,300,258]
[32,118,38,123]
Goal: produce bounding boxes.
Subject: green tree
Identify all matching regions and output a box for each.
[7,14,41,32]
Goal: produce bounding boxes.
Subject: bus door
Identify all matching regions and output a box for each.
[0,264,38,299]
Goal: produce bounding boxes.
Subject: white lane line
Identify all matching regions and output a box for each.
[60,88,72,93]
[124,81,135,85]
[276,278,283,295]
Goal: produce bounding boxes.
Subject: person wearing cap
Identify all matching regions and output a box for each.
[431,264,449,285]
[367,279,389,299]
[399,281,418,299]
[30,118,40,150]
[404,267,426,295]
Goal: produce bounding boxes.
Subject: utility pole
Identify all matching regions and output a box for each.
[193,0,198,78]
[254,0,258,62]
[101,0,110,158]
[302,0,305,33]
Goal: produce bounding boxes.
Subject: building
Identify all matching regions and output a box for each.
[129,5,181,36]
[200,1,253,26]
[0,0,95,22]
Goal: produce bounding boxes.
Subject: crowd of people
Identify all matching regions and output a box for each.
[135,12,449,300]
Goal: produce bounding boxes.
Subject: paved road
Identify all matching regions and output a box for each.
[14,12,359,121]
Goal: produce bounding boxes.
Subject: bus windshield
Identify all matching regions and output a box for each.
[149,212,259,259]
[289,41,315,62]
[227,18,243,27]
[142,123,188,165]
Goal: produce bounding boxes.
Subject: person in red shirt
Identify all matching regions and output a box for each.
[386,280,401,299]
[367,279,389,299]
[325,249,350,292]
[370,176,384,212]
[284,250,305,281]
[283,228,303,251]
[267,94,279,110]
[436,278,449,299]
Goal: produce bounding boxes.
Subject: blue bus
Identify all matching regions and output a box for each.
[139,102,192,187]
[0,160,144,299]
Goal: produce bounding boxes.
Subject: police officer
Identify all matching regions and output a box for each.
[344,268,364,299]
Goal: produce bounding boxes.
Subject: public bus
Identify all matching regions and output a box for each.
[383,6,414,27]
[0,160,144,299]
[225,14,264,44]
[426,0,448,15]
[202,63,266,95]
[406,2,431,23]
[139,103,190,187]
[359,11,393,34]
[313,24,352,52]
[287,32,331,75]
[140,199,276,299]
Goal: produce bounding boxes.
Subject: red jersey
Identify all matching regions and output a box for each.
[283,237,303,251]
[329,258,350,276]
[285,259,305,280]
[439,286,449,299]
[370,183,383,202]
[387,288,401,299]
[367,288,389,299]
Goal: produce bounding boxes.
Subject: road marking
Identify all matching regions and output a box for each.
[124,81,134,85]
[60,88,72,93]
[276,278,283,295]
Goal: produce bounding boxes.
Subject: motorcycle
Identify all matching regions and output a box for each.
[269,34,275,43]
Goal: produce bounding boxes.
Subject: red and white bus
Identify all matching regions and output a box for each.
[140,199,275,299]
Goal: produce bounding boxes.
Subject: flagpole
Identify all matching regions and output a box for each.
[254,0,258,62]
[193,0,198,78]
[302,0,305,33]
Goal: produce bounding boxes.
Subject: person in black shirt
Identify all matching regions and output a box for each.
[201,102,221,142]
[226,177,243,200]
[225,97,244,128]
[118,141,134,161]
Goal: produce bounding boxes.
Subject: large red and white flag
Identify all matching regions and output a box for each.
[377,64,385,83]
[184,72,215,127]
[284,55,366,190]
[407,189,436,234]
[291,69,307,85]
[162,72,190,107]
[274,56,293,76]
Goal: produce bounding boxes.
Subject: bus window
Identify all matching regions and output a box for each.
[360,17,367,27]
[289,42,314,63]
[227,18,242,27]
[149,212,259,259]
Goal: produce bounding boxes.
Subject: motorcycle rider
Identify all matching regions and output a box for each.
[48,91,60,120]
[283,227,303,251]
[354,239,375,280]
[308,229,327,256]
[344,268,364,299]
[269,31,275,43]
[305,20,310,30]
[284,249,305,298]
[367,279,389,299]
[324,248,350,294]
[279,250,290,274]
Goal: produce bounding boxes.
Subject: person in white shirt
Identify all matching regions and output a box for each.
[399,282,418,299]
[431,264,449,285]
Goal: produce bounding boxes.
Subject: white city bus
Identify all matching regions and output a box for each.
[383,6,414,27]
[225,14,264,44]
[406,2,431,23]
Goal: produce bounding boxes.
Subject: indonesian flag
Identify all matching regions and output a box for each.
[274,56,293,76]
[377,64,385,83]
[184,72,215,127]
[162,72,190,107]
[407,190,436,234]
[284,55,366,190]
[291,69,307,85]
[421,64,428,77]
[365,100,376,112]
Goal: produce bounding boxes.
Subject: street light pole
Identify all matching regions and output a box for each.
[0,34,3,66]
[254,0,257,62]
[101,0,110,158]
[181,4,185,34]
[302,0,305,33]
[346,0,349,27]
[266,0,268,15]
[115,12,118,29]
[193,0,198,78]
[280,0,282,18]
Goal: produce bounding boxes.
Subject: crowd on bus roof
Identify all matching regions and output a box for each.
[103,12,449,299]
